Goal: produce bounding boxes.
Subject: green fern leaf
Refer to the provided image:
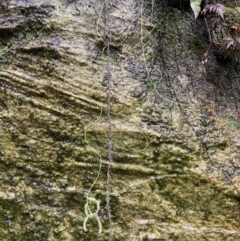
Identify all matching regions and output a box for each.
[190,0,202,20]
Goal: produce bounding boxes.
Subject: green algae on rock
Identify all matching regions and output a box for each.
[0,0,239,240]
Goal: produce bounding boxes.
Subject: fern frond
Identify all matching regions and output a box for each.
[202,3,225,19]
[223,36,240,51]
[231,23,240,32]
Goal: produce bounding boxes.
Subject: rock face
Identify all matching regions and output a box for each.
[0,0,240,240]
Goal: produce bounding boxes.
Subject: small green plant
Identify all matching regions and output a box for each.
[190,0,202,19]
[190,0,240,80]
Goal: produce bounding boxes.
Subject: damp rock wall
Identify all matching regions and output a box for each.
[0,0,240,240]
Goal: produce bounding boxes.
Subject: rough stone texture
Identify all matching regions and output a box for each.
[0,0,240,240]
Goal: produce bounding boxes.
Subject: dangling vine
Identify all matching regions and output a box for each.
[82,0,114,238]
[103,0,113,239]
[140,0,175,105]
[82,81,103,234]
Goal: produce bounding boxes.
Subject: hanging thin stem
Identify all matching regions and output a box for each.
[104,1,113,240]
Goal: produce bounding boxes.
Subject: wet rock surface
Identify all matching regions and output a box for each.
[0,0,240,240]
